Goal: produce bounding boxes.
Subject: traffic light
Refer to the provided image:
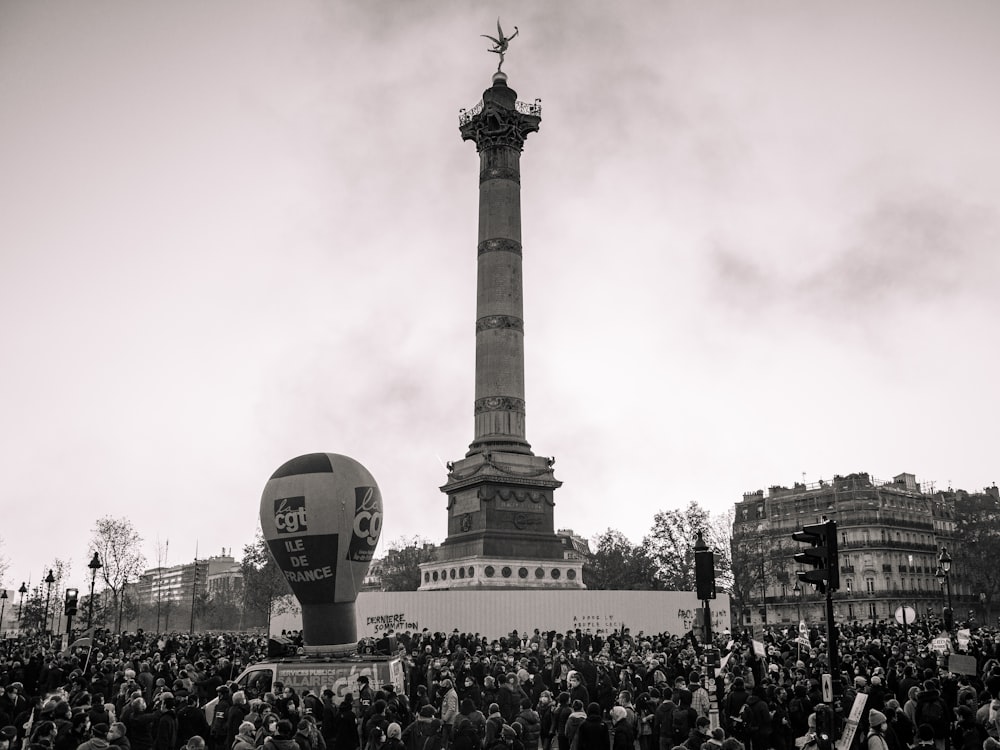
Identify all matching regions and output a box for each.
[793,519,839,593]
[64,588,79,617]
[694,537,717,601]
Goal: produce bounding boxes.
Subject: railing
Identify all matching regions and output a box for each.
[459,101,484,126]
[515,99,542,117]
[839,539,938,551]
[458,99,542,127]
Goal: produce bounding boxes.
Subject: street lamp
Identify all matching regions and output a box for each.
[937,546,953,629]
[793,579,802,624]
[17,583,27,626]
[0,590,7,634]
[43,570,55,634]
[87,552,102,630]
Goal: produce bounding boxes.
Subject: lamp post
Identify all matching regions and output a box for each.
[87,552,102,630]
[17,583,27,627]
[0,590,7,635]
[937,546,953,630]
[43,570,55,634]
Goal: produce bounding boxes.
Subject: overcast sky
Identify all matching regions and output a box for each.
[2,1,998,592]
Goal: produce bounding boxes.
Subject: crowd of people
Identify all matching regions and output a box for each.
[2,616,1000,750]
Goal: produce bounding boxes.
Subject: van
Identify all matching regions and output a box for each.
[202,654,406,721]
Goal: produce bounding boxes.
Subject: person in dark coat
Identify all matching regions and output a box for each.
[265,722,301,750]
[610,707,634,750]
[227,694,251,750]
[574,705,609,750]
[449,720,480,750]
[513,700,540,750]
[721,679,749,739]
[333,697,360,750]
[745,687,772,750]
[401,707,437,750]
[178,694,212,748]
[152,697,178,750]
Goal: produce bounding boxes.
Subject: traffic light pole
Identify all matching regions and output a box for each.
[826,586,838,736]
[793,518,840,741]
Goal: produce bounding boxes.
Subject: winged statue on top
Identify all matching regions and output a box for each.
[482,19,519,72]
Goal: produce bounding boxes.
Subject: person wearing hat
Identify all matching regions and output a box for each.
[867,710,892,750]
[0,726,17,750]
[77,723,112,750]
[951,706,986,750]
[400,706,436,750]
[28,721,58,750]
[914,681,948,750]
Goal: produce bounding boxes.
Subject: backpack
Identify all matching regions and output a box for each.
[733,704,757,737]
[672,708,692,741]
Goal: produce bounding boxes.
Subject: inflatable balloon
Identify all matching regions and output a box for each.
[260,453,383,652]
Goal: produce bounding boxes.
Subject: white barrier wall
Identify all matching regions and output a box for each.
[270,590,730,641]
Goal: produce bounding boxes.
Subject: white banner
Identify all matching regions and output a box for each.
[272,590,732,641]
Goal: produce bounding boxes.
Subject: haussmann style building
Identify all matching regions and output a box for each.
[731,471,992,629]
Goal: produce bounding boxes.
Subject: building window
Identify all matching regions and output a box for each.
[848,603,855,618]
[842,532,848,546]
[869,602,877,620]
[866,578,875,593]
[756,505,765,519]
[846,579,853,592]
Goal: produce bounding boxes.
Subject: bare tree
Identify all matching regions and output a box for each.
[0,536,9,588]
[643,501,718,590]
[584,529,662,590]
[378,536,437,591]
[240,530,292,633]
[90,516,145,633]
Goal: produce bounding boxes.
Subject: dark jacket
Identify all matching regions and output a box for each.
[575,716,609,750]
[514,709,541,750]
[333,704,360,750]
[178,705,212,746]
[611,721,634,750]
[153,709,177,750]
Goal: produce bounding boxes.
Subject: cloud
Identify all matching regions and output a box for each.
[707,189,998,320]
